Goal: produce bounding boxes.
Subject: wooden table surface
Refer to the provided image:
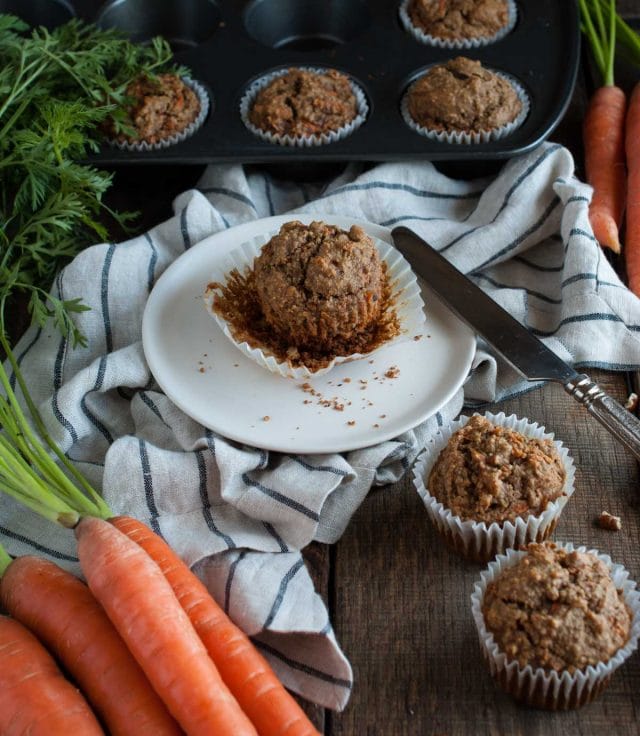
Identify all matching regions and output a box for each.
[7,2,640,734]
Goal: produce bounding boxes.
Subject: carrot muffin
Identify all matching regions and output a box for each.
[405,0,511,43]
[428,414,566,524]
[254,220,384,353]
[247,68,359,139]
[413,413,575,562]
[482,543,632,673]
[472,542,640,709]
[104,73,202,145]
[404,56,523,136]
[206,220,417,375]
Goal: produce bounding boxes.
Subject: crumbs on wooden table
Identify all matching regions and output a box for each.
[596,510,622,531]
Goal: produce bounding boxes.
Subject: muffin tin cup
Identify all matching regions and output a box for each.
[239,66,369,148]
[470,544,640,710]
[412,411,576,564]
[400,69,530,145]
[398,0,518,49]
[203,227,426,379]
[105,77,210,152]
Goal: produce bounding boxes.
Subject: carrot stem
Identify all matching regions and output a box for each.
[0,543,11,577]
[0,340,110,519]
[580,0,606,80]
[0,332,109,516]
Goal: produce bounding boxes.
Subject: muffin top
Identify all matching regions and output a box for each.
[248,68,358,138]
[406,56,522,133]
[482,542,632,672]
[427,414,566,524]
[254,220,384,353]
[105,73,201,145]
[407,0,510,41]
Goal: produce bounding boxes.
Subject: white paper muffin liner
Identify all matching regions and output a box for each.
[239,66,369,147]
[412,411,575,562]
[204,228,426,379]
[105,77,210,152]
[399,0,517,48]
[401,66,529,145]
[470,543,640,710]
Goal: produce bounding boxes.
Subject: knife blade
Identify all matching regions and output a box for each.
[391,225,640,460]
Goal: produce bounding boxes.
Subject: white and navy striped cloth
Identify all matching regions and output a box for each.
[3,142,640,710]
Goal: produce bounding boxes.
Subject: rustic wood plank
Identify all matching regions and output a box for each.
[329,371,640,736]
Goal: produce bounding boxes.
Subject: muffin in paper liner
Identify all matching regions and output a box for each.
[412,411,576,563]
[400,66,530,145]
[203,230,426,380]
[399,0,517,48]
[470,543,640,710]
[105,77,210,152]
[239,67,369,147]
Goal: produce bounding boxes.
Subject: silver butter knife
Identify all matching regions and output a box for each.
[391,225,640,460]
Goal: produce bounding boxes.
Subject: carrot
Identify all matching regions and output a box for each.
[584,85,627,252]
[580,0,627,253]
[112,515,321,736]
[0,555,182,736]
[74,515,258,736]
[625,82,640,295]
[0,614,105,735]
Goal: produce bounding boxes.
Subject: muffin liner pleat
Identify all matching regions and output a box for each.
[412,411,576,563]
[470,544,640,710]
[400,67,530,145]
[105,77,210,152]
[399,0,518,48]
[239,67,369,147]
[203,228,426,379]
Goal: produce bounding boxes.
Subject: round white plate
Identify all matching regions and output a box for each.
[142,214,476,454]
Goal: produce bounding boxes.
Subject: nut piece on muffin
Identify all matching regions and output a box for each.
[428,414,566,525]
[405,56,523,134]
[254,220,384,354]
[407,0,511,42]
[248,68,359,139]
[104,73,201,145]
[482,542,632,673]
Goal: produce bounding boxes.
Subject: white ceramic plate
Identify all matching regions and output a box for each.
[142,214,476,454]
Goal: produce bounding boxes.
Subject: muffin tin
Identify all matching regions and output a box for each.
[6,0,580,164]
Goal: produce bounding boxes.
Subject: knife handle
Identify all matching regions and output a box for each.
[564,374,640,460]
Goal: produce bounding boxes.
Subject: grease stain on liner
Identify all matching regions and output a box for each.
[239,66,369,147]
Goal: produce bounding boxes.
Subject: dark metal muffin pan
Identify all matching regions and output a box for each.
[8,0,580,164]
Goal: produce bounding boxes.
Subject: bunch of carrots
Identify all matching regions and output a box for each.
[580,0,640,296]
[0,344,320,736]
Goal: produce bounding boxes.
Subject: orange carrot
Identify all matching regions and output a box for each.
[0,556,182,736]
[112,515,321,736]
[584,84,627,252]
[581,0,626,252]
[0,614,105,735]
[625,82,640,295]
[74,516,258,736]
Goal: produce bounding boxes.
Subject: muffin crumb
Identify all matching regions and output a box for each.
[597,511,622,531]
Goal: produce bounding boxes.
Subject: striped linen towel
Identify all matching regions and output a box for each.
[3,142,640,710]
